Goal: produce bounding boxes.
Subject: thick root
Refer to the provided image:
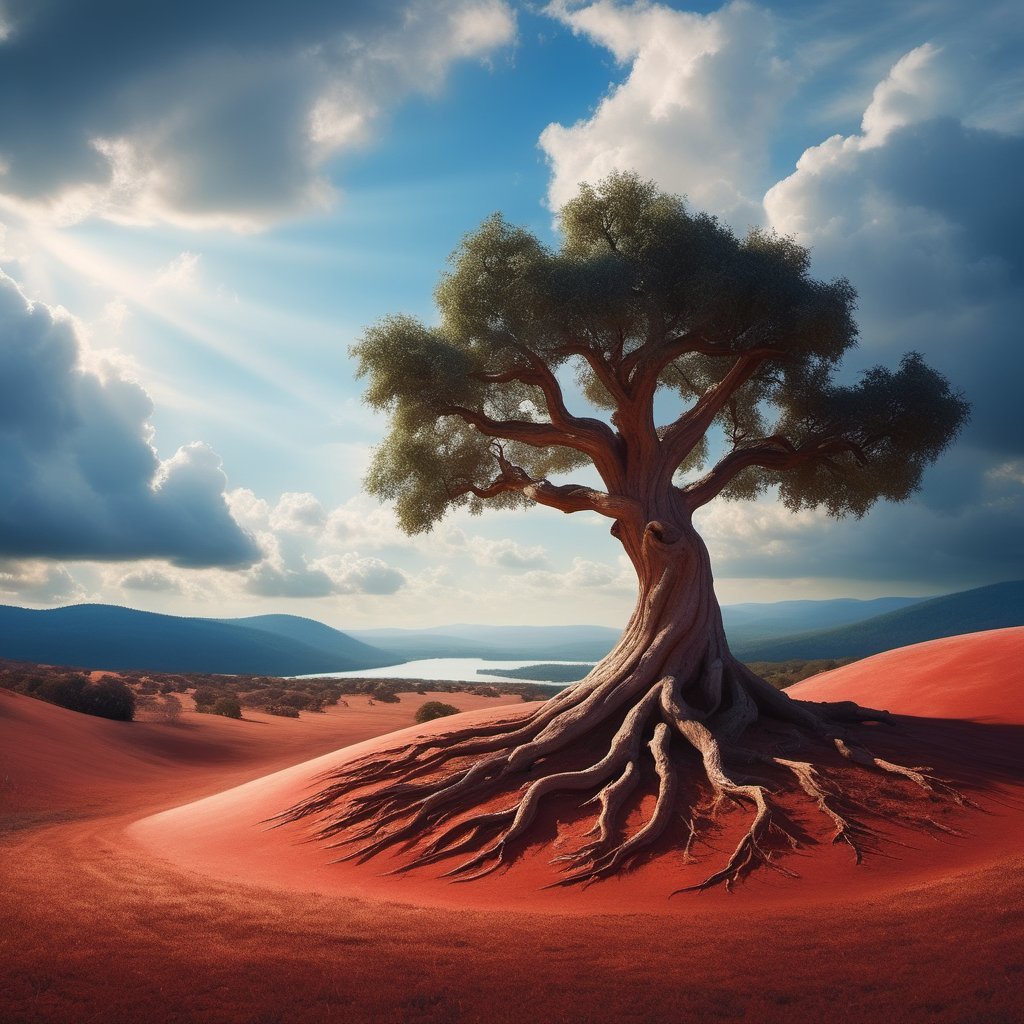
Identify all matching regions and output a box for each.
[273,656,977,895]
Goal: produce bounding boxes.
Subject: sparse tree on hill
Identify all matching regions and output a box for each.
[282,174,970,890]
[415,701,460,724]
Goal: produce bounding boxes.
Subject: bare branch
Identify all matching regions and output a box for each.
[658,349,784,476]
[523,480,641,519]
[471,347,621,465]
[447,444,639,521]
[683,436,865,509]
[441,406,577,450]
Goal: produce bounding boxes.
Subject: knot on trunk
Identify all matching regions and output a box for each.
[643,520,681,547]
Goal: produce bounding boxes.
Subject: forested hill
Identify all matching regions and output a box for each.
[731,581,1024,661]
[0,604,397,675]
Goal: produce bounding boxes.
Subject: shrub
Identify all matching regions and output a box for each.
[158,694,182,723]
[192,686,219,707]
[211,696,242,719]
[265,703,300,718]
[79,678,136,721]
[34,674,136,721]
[414,701,459,724]
[35,674,88,711]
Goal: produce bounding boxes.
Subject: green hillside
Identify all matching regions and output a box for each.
[732,581,1024,661]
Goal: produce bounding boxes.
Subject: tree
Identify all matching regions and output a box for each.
[282,173,970,891]
[79,677,136,721]
[212,696,243,719]
[415,701,460,724]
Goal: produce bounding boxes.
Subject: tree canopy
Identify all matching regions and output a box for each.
[353,173,968,542]
[286,176,975,893]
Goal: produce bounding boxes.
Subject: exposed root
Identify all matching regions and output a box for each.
[773,757,866,862]
[833,737,981,808]
[273,653,979,895]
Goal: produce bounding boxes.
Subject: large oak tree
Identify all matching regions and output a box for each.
[283,174,970,890]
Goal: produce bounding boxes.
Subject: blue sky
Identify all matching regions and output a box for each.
[1,0,1022,628]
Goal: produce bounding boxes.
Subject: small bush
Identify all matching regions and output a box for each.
[34,674,135,721]
[80,678,137,721]
[371,684,400,704]
[414,701,459,724]
[193,685,219,707]
[158,694,182,723]
[265,703,300,718]
[35,674,88,710]
[211,696,242,719]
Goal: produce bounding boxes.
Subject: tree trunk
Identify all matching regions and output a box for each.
[608,512,731,711]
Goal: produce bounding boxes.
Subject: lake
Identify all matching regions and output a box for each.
[294,657,585,687]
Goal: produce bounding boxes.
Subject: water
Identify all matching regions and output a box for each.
[293,657,586,687]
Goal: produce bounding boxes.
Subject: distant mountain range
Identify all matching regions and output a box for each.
[346,623,622,662]
[730,581,1024,661]
[0,581,1021,675]
[0,604,398,676]
[721,595,923,647]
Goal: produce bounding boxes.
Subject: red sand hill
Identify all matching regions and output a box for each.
[2,629,1023,1023]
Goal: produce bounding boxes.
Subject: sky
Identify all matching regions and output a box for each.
[0,0,1022,629]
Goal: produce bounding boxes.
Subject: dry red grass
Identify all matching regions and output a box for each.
[3,630,1023,1023]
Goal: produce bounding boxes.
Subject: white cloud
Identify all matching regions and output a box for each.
[465,536,549,569]
[118,566,186,594]
[0,270,259,567]
[0,0,516,230]
[232,495,408,598]
[326,496,413,549]
[0,559,86,604]
[540,0,795,227]
[315,553,407,596]
[153,251,201,291]
[514,555,635,596]
[270,492,329,534]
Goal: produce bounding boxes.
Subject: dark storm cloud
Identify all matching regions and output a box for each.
[770,115,1024,459]
[741,91,1024,590]
[871,120,1024,281]
[0,270,260,566]
[0,0,514,223]
[706,452,1024,590]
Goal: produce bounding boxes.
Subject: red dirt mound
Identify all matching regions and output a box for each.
[3,632,1023,1023]
[131,628,1024,917]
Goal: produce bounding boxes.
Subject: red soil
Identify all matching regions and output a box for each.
[3,630,1024,1023]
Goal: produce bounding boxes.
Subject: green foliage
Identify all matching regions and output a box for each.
[414,701,460,724]
[771,353,972,517]
[33,673,87,710]
[192,686,218,707]
[351,172,968,535]
[264,703,300,718]
[744,658,856,690]
[211,696,242,719]
[478,664,593,683]
[27,672,136,721]
[79,678,137,721]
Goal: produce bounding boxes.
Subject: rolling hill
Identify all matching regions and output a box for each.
[0,604,397,676]
[720,596,922,646]
[732,581,1024,660]
[3,582,1019,676]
